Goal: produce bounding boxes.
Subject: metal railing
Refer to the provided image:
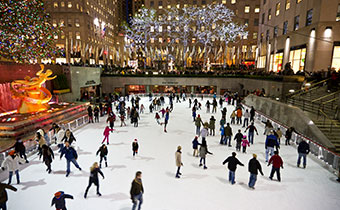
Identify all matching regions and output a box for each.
[286,78,330,99]
[317,109,340,133]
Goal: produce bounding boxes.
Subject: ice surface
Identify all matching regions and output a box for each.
[5,97,340,210]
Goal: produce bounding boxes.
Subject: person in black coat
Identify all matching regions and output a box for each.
[40,144,54,174]
[250,106,255,122]
[222,152,244,185]
[87,106,94,123]
[248,154,264,189]
[62,129,76,145]
[130,171,144,210]
[0,182,17,210]
[96,144,108,168]
[297,139,310,168]
[84,162,105,198]
[234,130,243,151]
[14,139,29,163]
[132,139,139,157]
[51,191,73,210]
[94,106,100,122]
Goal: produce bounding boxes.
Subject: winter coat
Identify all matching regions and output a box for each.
[0,183,17,203]
[130,178,144,198]
[230,112,236,118]
[103,127,113,136]
[209,118,216,129]
[36,136,46,148]
[200,128,209,138]
[132,142,139,151]
[276,130,283,138]
[269,155,283,169]
[1,155,25,172]
[51,192,73,209]
[40,146,54,163]
[96,146,108,157]
[234,133,243,143]
[242,139,250,147]
[236,109,242,118]
[264,127,272,136]
[220,127,225,136]
[195,117,203,127]
[62,133,76,145]
[89,168,104,182]
[248,158,263,175]
[175,150,182,167]
[55,129,65,144]
[220,118,226,126]
[265,135,279,148]
[14,141,25,153]
[243,111,250,119]
[222,156,244,172]
[199,146,211,158]
[60,147,78,160]
[192,139,200,149]
[298,141,310,154]
[224,125,232,136]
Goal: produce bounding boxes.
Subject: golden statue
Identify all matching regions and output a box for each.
[11,65,57,114]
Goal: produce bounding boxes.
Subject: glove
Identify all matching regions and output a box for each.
[102,176,105,180]
[281,166,284,169]
[261,172,264,176]
[1,167,5,171]
[181,163,183,166]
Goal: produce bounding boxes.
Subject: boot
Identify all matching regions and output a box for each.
[97,192,102,196]
[105,162,108,167]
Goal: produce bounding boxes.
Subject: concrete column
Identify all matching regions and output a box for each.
[306,29,316,72]
[283,37,290,67]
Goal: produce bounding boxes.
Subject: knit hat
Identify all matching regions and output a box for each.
[243,135,247,139]
[134,139,138,142]
[8,150,15,156]
[177,146,182,150]
[253,154,257,158]
[54,191,62,198]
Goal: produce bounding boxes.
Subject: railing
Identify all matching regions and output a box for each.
[311,90,340,103]
[0,115,89,165]
[317,109,340,133]
[286,78,330,99]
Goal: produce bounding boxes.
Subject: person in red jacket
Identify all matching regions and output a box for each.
[268,151,283,182]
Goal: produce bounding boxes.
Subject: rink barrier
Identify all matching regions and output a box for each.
[0,115,89,166]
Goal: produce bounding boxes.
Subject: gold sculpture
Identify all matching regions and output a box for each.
[11,65,57,114]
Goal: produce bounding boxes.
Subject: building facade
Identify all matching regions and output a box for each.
[141,0,260,66]
[257,0,340,73]
[44,0,120,65]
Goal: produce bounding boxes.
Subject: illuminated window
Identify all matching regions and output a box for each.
[222,0,226,4]
[255,6,260,13]
[245,19,249,26]
[257,56,266,68]
[294,15,299,30]
[289,48,306,72]
[269,52,283,72]
[67,19,72,27]
[151,38,154,43]
[68,2,72,8]
[54,34,58,39]
[276,3,280,16]
[331,46,340,70]
[159,26,163,32]
[52,19,57,27]
[167,26,171,31]
[76,3,79,9]
[192,38,196,43]
[336,4,340,21]
[159,38,163,43]
[60,31,65,39]
[158,0,162,9]
[75,19,80,27]
[286,0,290,10]
[231,0,236,4]
[268,9,271,20]
[150,26,154,32]
[76,32,81,40]
[61,2,65,7]
[54,2,58,8]
[253,32,258,39]
[297,0,302,3]
[60,19,65,27]
[306,9,313,26]
[245,6,250,13]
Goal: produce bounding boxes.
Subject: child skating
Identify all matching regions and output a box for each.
[242,135,250,153]
[132,139,139,157]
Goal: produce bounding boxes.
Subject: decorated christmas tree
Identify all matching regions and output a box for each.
[0,0,62,63]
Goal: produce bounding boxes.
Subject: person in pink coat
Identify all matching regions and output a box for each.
[102,126,115,144]
[242,135,250,153]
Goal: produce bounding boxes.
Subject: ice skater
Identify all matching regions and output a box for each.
[96,144,108,168]
[14,139,29,163]
[265,131,279,162]
[244,122,258,144]
[155,112,161,125]
[102,126,115,144]
[40,144,54,174]
[192,136,200,157]
[51,191,73,210]
[1,150,25,184]
[199,139,213,169]
[130,171,144,210]
[268,151,283,182]
[84,162,105,198]
[132,139,139,157]
[234,129,243,152]
[195,115,203,136]
[248,154,264,189]
[60,141,82,177]
[175,146,183,178]
[222,152,244,185]
[163,109,170,133]
[297,139,310,168]
[209,116,216,136]
[242,135,250,153]
[0,182,17,210]
[107,113,116,130]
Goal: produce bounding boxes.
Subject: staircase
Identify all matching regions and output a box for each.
[286,82,340,153]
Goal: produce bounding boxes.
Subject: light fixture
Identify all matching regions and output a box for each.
[289,89,295,93]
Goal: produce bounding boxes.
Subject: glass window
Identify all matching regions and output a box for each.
[294,16,299,31]
[245,19,249,26]
[283,21,288,34]
[151,38,154,43]
[266,30,270,41]
[61,2,65,7]
[245,6,250,13]
[255,6,260,13]
[286,0,290,10]
[76,32,81,40]
[274,26,278,37]
[68,19,72,27]
[336,4,340,21]
[231,0,236,4]
[262,13,265,24]
[52,19,57,27]
[263,0,266,4]
[331,46,340,71]
[75,19,80,27]
[222,0,226,4]
[268,9,272,20]
[306,9,313,26]
[257,56,266,68]
[297,0,302,3]
[270,52,283,72]
[159,37,163,43]
[150,1,154,7]
[54,2,58,8]
[253,32,258,40]
[276,3,280,16]
[289,48,306,72]
[60,19,65,27]
[60,31,65,39]
[68,2,72,8]
[254,18,259,26]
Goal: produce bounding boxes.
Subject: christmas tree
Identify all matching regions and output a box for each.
[0,0,63,63]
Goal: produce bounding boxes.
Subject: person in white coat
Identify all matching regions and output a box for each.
[243,110,250,128]
[1,151,25,184]
[54,127,65,153]
[200,123,209,141]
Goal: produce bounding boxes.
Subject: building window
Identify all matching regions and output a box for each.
[289,48,306,72]
[270,52,283,72]
[255,6,260,13]
[261,13,265,24]
[61,2,65,7]
[75,19,80,27]
[60,19,65,27]
[159,37,163,43]
[263,0,266,4]
[268,9,272,20]
[150,1,154,7]
[331,45,340,70]
[257,56,266,68]
[276,3,280,16]
[222,0,226,4]
[274,26,278,37]
[336,4,340,21]
[245,6,250,13]
[253,32,258,40]
[306,9,313,26]
[151,38,154,43]
[297,0,302,3]
[158,1,163,9]
[52,19,57,27]
[67,19,72,27]
[60,31,65,39]
[294,16,299,30]
[283,21,288,34]
[54,34,58,40]
[260,33,264,42]
[266,29,270,41]
[231,0,236,5]
[254,18,259,26]
[67,2,72,8]
[245,19,249,26]
[76,32,81,40]
[54,2,58,8]
[286,0,291,10]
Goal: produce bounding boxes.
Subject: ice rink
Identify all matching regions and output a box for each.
[4,97,340,210]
